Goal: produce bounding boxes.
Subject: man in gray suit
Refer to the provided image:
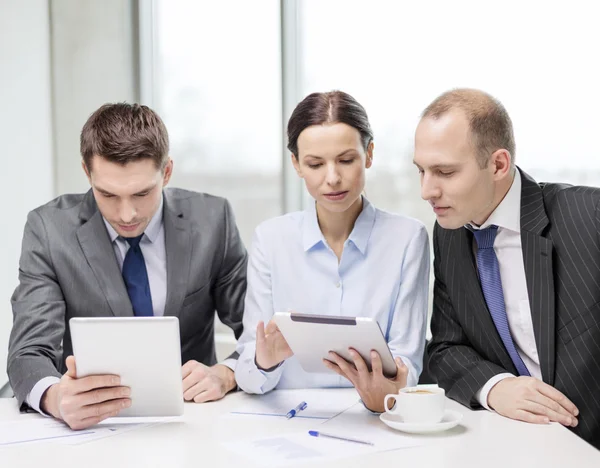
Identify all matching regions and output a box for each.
[415,88,600,448]
[7,103,247,430]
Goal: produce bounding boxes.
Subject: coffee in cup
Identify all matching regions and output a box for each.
[384,384,445,424]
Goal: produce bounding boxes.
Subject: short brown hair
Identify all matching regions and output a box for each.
[421,88,516,168]
[80,103,169,171]
[287,90,373,157]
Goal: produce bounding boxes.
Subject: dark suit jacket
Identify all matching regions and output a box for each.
[8,188,247,409]
[428,168,600,448]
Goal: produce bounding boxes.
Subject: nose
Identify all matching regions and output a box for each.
[118,200,137,224]
[420,173,441,201]
[325,163,342,187]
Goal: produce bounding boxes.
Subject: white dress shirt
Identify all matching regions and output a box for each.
[104,197,167,317]
[470,170,542,410]
[235,197,430,394]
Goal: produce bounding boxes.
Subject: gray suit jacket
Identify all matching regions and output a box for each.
[8,188,247,409]
[428,168,600,448]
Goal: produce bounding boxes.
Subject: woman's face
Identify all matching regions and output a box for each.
[292,122,373,214]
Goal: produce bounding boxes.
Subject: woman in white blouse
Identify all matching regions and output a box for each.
[234,91,430,412]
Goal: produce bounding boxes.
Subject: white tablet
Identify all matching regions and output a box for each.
[69,317,184,417]
[273,312,397,378]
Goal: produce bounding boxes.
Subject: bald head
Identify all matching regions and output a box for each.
[421,88,516,168]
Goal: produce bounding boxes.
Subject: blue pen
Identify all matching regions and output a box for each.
[286,401,308,419]
[308,430,374,446]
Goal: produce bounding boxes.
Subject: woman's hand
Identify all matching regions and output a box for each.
[255,319,294,370]
[324,349,408,412]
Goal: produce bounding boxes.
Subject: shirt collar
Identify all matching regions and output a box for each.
[302,196,376,255]
[103,195,164,243]
[467,169,521,233]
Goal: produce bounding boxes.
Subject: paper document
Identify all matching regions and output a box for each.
[0,417,169,447]
[228,388,359,420]
[223,431,380,467]
[224,401,424,466]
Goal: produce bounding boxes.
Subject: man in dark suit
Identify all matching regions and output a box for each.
[415,88,600,448]
[8,103,247,430]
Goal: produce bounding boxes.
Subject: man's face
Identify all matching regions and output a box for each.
[84,156,173,238]
[413,110,496,229]
[292,122,372,214]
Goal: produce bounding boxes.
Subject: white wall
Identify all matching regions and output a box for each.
[0,0,55,385]
[50,0,138,194]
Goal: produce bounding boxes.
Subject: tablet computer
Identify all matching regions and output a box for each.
[69,317,184,417]
[273,312,397,378]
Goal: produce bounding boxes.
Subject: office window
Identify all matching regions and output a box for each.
[153,0,283,246]
[299,0,600,231]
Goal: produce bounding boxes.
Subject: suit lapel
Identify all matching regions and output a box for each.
[455,228,518,373]
[519,169,556,385]
[76,191,134,317]
[163,191,192,318]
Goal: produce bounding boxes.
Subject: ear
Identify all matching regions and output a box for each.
[365,141,374,169]
[491,149,512,181]
[162,158,174,186]
[291,154,303,178]
[82,160,92,183]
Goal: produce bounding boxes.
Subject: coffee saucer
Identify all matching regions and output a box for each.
[379,409,463,434]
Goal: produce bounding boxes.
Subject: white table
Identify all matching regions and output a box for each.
[0,389,598,468]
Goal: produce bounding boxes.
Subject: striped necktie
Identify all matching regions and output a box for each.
[473,225,530,376]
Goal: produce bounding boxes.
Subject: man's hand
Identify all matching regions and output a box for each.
[41,356,131,430]
[255,320,293,370]
[323,349,408,413]
[487,376,579,427]
[182,361,236,403]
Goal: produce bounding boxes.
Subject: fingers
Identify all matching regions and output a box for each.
[72,386,131,408]
[71,374,121,394]
[72,404,127,431]
[193,384,224,403]
[527,392,577,426]
[394,357,408,383]
[522,399,576,427]
[181,360,199,379]
[65,356,77,379]
[348,348,369,376]
[370,351,383,377]
[395,356,406,369]
[327,352,356,380]
[323,359,346,378]
[79,398,131,421]
[536,382,579,417]
[184,377,225,403]
[184,379,211,401]
[514,409,550,425]
[256,321,266,345]
[182,363,209,393]
[264,319,280,335]
[62,397,131,430]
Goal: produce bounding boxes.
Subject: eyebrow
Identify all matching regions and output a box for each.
[95,183,157,197]
[413,161,460,170]
[304,149,358,160]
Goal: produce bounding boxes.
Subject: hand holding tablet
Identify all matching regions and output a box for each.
[272,312,397,377]
[70,317,184,418]
[255,319,294,371]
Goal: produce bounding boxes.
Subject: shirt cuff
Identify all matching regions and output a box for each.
[26,376,61,416]
[475,373,515,410]
[219,358,237,372]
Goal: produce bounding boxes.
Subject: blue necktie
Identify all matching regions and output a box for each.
[473,226,530,376]
[122,234,154,317]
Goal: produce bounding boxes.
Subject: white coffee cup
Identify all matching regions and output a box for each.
[384,384,445,424]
